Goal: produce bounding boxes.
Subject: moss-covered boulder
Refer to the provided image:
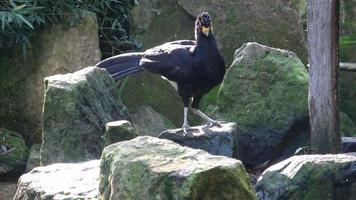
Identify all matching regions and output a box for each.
[0,13,101,145]
[14,160,100,200]
[256,153,356,200]
[215,42,308,167]
[104,120,137,146]
[0,128,29,180]
[99,136,256,200]
[41,67,129,165]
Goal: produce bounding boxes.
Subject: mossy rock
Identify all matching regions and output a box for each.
[256,153,356,200]
[104,120,137,146]
[215,42,308,167]
[41,67,129,165]
[99,136,256,200]
[0,128,29,180]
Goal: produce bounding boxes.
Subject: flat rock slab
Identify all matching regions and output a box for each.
[14,160,99,200]
[256,153,356,200]
[99,136,255,200]
[159,122,237,157]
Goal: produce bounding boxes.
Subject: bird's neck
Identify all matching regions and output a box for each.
[195,33,217,53]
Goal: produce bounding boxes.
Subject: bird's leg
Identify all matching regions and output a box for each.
[182,107,191,131]
[191,96,222,127]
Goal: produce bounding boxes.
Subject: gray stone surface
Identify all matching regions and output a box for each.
[99,136,256,200]
[131,106,176,137]
[159,122,237,157]
[256,153,356,200]
[41,67,129,165]
[13,160,99,200]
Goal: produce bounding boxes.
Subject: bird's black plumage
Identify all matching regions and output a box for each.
[96,12,226,134]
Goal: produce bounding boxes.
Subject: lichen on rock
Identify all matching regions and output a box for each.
[215,42,308,167]
[256,153,356,200]
[41,67,129,165]
[99,136,256,200]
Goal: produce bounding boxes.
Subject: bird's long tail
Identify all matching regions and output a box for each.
[95,52,144,81]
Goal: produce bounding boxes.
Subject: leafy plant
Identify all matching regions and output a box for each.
[0,0,138,57]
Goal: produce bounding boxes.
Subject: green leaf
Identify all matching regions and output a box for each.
[1,12,6,30]
[13,4,27,11]
[15,14,34,29]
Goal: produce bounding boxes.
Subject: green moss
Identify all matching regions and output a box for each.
[216,46,308,134]
[0,128,29,176]
[340,112,356,136]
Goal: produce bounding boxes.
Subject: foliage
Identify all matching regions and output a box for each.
[0,0,139,57]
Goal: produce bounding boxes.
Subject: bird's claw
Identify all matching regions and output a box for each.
[182,125,194,137]
[207,120,225,128]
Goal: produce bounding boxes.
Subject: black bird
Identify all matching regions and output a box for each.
[96,12,226,135]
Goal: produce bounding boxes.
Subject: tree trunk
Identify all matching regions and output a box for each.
[307,0,341,153]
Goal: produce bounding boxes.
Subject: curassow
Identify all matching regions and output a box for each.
[96,12,226,135]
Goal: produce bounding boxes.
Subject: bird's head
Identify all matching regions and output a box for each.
[196,12,212,37]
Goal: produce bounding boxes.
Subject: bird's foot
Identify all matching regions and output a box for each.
[206,120,225,128]
[181,125,194,137]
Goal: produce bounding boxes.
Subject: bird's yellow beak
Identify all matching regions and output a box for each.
[201,26,210,36]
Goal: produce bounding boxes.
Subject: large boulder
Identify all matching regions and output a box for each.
[13,160,99,200]
[133,0,307,64]
[41,67,129,165]
[215,42,308,167]
[0,13,101,144]
[99,136,256,200]
[159,122,238,157]
[0,128,29,180]
[256,153,356,200]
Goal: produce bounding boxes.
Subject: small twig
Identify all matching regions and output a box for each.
[0,147,16,156]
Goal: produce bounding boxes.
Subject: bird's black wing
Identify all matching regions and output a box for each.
[140,42,197,83]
